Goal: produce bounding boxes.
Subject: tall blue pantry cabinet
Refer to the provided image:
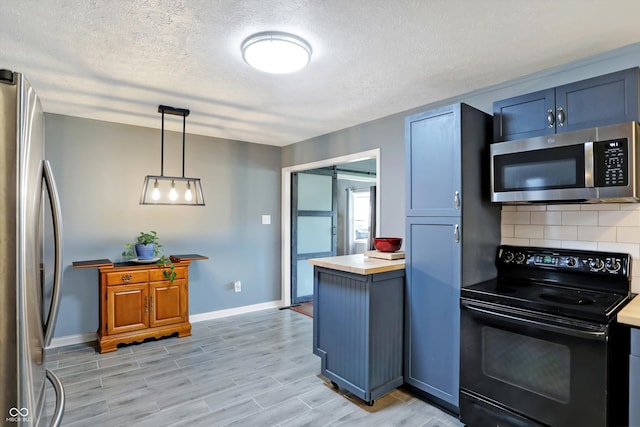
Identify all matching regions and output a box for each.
[404,103,501,412]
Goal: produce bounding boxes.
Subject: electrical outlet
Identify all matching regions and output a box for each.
[234,281,241,292]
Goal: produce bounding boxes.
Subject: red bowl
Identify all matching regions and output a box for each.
[373,237,403,252]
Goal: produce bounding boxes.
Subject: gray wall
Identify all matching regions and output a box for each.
[282,42,640,245]
[46,115,281,338]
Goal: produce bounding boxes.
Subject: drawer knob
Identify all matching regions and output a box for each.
[122,274,132,282]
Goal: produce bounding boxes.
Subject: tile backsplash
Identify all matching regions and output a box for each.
[501,203,640,294]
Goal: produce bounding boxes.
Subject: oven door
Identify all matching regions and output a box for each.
[460,299,609,427]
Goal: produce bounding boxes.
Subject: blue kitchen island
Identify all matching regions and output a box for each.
[309,254,405,405]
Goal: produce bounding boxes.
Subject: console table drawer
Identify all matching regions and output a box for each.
[105,270,149,285]
[149,267,186,282]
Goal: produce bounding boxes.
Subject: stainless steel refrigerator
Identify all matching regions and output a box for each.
[0,70,65,426]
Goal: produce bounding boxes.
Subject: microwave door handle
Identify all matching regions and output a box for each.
[43,160,64,347]
[584,141,594,188]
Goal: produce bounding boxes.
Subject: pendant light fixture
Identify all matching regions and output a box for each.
[241,31,312,74]
[140,105,205,206]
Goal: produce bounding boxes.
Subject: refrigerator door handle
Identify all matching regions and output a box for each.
[42,160,64,347]
[46,369,65,427]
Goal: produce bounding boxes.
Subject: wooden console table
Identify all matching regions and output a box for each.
[73,254,207,353]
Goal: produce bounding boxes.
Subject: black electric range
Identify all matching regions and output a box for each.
[460,245,633,427]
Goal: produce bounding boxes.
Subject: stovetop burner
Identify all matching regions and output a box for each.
[462,245,632,324]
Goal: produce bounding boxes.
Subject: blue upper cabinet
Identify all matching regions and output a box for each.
[493,67,640,142]
[405,105,461,217]
[493,88,556,142]
[557,68,639,133]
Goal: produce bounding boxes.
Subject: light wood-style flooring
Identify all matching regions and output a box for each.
[44,308,463,427]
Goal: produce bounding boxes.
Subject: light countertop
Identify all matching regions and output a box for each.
[618,295,640,328]
[308,253,405,275]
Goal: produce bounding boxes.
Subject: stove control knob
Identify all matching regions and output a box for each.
[566,257,577,267]
[589,258,605,271]
[515,253,526,264]
[503,251,514,263]
[605,259,622,273]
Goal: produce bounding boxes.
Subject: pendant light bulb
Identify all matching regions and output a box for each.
[151,179,161,201]
[185,181,193,202]
[169,180,178,201]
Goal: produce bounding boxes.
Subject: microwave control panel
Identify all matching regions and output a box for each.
[594,138,628,187]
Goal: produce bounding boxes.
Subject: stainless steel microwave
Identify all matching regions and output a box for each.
[490,121,640,204]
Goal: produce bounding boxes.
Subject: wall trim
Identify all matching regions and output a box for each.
[47,300,282,349]
[281,148,381,308]
[48,332,97,349]
[189,300,281,323]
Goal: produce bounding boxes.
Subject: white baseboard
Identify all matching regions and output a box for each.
[48,332,97,349]
[47,300,283,348]
[189,300,282,323]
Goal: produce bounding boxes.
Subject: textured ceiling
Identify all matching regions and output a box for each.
[2,1,640,147]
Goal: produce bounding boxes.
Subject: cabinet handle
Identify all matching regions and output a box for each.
[547,109,555,128]
[150,296,154,312]
[122,274,132,283]
[454,224,460,243]
[454,191,461,209]
[557,107,565,127]
[144,296,148,313]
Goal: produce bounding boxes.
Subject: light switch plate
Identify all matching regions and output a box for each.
[261,215,271,225]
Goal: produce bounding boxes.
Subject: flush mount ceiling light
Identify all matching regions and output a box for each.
[241,31,312,74]
[140,105,205,206]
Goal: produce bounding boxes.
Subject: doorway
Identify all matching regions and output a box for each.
[281,149,380,308]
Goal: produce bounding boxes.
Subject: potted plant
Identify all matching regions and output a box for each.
[122,231,162,260]
[122,231,175,282]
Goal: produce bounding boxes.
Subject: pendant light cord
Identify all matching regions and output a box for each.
[182,114,186,178]
[160,110,165,177]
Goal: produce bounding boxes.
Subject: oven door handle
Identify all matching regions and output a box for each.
[461,300,608,341]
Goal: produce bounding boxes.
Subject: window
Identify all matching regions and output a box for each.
[352,189,371,242]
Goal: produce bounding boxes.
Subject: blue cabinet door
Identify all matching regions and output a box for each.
[493,88,556,142]
[405,105,461,217]
[405,216,461,407]
[556,67,639,134]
